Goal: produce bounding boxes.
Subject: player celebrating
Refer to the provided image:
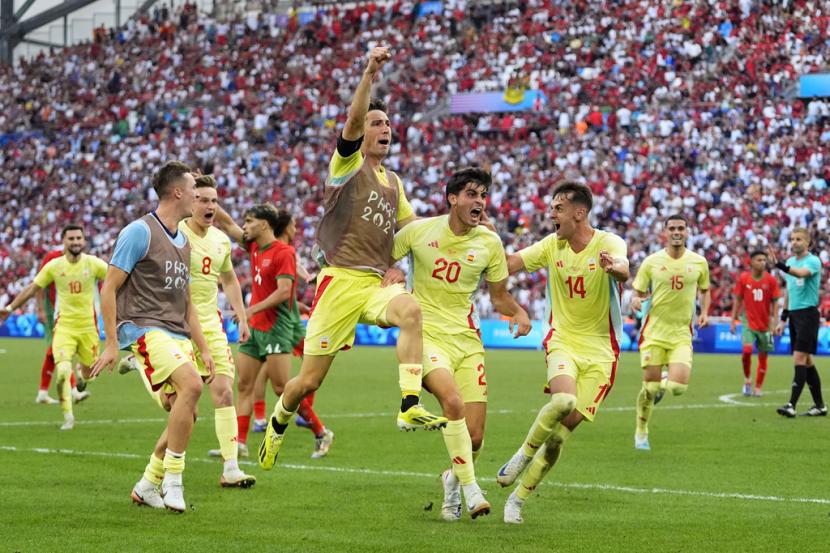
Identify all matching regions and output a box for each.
[215,204,333,458]
[769,229,826,417]
[91,160,215,513]
[631,214,710,451]
[495,182,629,524]
[1,225,106,429]
[258,46,446,471]
[730,250,781,397]
[392,167,532,521]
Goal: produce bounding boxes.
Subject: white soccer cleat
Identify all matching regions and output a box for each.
[496,448,532,487]
[440,469,461,522]
[311,428,334,459]
[503,490,525,524]
[220,469,257,489]
[60,413,75,431]
[36,391,59,404]
[742,382,752,397]
[72,389,91,403]
[118,354,139,375]
[462,482,491,519]
[161,479,186,513]
[634,433,651,451]
[131,481,164,509]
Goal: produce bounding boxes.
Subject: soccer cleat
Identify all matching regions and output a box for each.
[35,391,59,404]
[117,354,138,375]
[161,479,186,513]
[440,469,461,522]
[634,433,651,451]
[503,490,525,524]
[131,481,165,509]
[742,382,751,397]
[60,413,75,431]
[463,482,491,519]
[776,403,796,418]
[801,405,828,417]
[72,389,91,403]
[252,419,268,433]
[752,388,763,398]
[396,404,448,431]
[653,371,669,405]
[311,428,334,459]
[496,449,533,487]
[295,414,311,429]
[220,469,257,489]
[75,374,87,393]
[258,418,285,470]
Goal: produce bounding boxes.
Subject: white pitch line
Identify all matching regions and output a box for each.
[1,444,828,506]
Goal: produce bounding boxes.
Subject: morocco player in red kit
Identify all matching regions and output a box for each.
[730,250,781,397]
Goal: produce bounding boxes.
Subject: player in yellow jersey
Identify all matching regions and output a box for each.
[258,46,446,471]
[392,167,532,521]
[631,214,710,451]
[494,182,629,524]
[1,225,107,430]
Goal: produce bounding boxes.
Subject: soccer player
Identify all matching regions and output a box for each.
[0,225,106,429]
[90,160,215,513]
[631,214,710,451]
[215,204,333,458]
[494,182,629,524]
[258,46,447,470]
[392,167,532,520]
[730,250,781,397]
[769,228,826,417]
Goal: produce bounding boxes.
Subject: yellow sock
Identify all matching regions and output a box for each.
[56,361,73,415]
[521,393,575,456]
[441,419,475,485]
[163,449,185,475]
[517,424,571,500]
[214,406,238,461]
[273,395,295,426]
[143,454,164,485]
[636,381,661,434]
[399,363,423,397]
[472,446,482,464]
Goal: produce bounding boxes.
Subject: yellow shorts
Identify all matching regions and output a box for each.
[304,267,409,356]
[423,333,487,403]
[545,347,617,422]
[639,340,693,368]
[52,324,99,366]
[193,326,235,379]
[131,330,197,395]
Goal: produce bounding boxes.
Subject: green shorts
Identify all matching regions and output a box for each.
[742,326,774,352]
[239,318,305,361]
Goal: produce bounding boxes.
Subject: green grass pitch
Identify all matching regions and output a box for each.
[0,337,826,552]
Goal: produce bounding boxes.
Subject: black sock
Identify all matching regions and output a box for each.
[400,394,419,412]
[788,365,808,407]
[805,366,824,407]
[271,417,288,435]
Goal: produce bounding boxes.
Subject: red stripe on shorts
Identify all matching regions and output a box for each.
[309,275,334,315]
[638,315,650,348]
[137,335,163,392]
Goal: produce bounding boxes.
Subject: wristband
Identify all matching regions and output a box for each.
[775,261,790,274]
[781,309,789,322]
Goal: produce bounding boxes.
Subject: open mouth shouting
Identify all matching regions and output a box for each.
[470,206,482,221]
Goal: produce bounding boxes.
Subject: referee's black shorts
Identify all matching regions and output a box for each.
[789,306,820,354]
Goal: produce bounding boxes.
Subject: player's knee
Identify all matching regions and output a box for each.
[643,380,661,400]
[396,298,422,330]
[178,374,203,403]
[667,380,687,396]
[55,361,72,379]
[297,374,321,396]
[742,345,753,355]
[548,392,577,419]
[442,392,465,420]
[214,387,234,408]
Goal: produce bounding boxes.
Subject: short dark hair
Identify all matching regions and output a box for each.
[274,209,294,237]
[749,250,767,259]
[194,174,217,189]
[245,203,281,234]
[445,167,491,208]
[551,181,592,211]
[152,160,192,199]
[368,97,387,114]
[61,224,84,238]
[664,213,688,226]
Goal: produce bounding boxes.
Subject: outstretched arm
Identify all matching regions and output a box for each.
[0,282,41,322]
[214,207,245,246]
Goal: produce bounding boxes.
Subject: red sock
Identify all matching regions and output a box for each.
[254,400,266,420]
[298,396,325,436]
[756,353,768,388]
[306,390,316,408]
[70,372,77,388]
[741,346,752,380]
[39,348,55,391]
[237,415,251,445]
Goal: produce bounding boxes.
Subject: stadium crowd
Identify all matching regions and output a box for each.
[2,0,830,321]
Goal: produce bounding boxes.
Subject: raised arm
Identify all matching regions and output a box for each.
[343,46,391,141]
[214,206,245,246]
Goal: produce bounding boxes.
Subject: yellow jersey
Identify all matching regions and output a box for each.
[392,215,508,339]
[519,230,627,362]
[179,220,233,331]
[33,253,107,330]
[632,248,710,346]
